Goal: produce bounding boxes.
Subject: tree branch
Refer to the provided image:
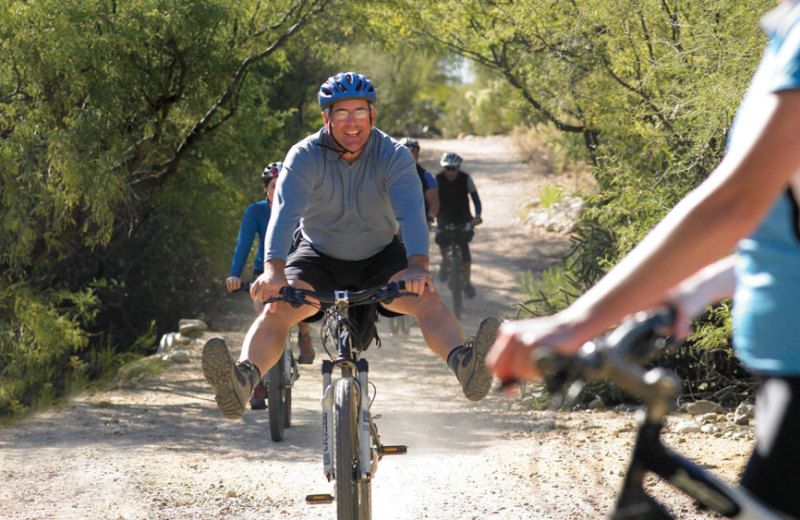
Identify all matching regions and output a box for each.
[129,0,343,191]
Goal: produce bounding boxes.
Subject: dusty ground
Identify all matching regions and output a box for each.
[0,136,755,520]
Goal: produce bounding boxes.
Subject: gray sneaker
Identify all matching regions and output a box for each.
[456,317,501,401]
[202,337,259,420]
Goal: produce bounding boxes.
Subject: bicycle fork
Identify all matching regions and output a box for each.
[308,359,408,506]
[319,359,380,481]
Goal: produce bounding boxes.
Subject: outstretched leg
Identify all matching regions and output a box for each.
[202,279,317,420]
[382,277,499,401]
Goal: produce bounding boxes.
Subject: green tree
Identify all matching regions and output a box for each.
[0,0,344,419]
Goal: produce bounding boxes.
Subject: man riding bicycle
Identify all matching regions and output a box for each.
[435,152,483,299]
[488,3,800,517]
[202,71,500,422]
[226,162,315,365]
[399,137,439,230]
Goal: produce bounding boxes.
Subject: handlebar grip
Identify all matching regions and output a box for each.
[532,347,574,394]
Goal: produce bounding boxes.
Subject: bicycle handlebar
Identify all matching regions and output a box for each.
[264,281,415,309]
[507,307,680,412]
[434,222,472,233]
[232,280,416,309]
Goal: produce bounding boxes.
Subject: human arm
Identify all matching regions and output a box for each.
[423,171,440,223]
[387,147,430,257]
[487,90,800,382]
[466,175,482,226]
[265,144,314,262]
[666,255,737,338]
[425,188,439,229]
[391,254,434,296]
[228,204,259,291]
[249,258,288,312]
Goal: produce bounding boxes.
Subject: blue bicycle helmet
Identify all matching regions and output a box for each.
[318,72,377,110]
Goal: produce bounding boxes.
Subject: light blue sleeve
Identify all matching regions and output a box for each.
[764,8,800,92]
[386,146,429,257]
[265,143,316,262]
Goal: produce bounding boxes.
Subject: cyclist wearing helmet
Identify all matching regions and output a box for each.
[489,3,800,517]
[435,152,483,299]
[202,71,499,420]
[226,162,315,367]
[399,137,439,229]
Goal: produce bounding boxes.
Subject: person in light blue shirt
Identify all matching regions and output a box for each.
[226,163,315,365]
[489,3,800,516]
[202,72,500,423]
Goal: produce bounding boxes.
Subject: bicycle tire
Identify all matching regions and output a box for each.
[334,377,371,520]
[267,349,287,442]
[449,251,463,319]
[284,381,292,428]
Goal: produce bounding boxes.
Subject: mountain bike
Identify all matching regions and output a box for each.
[518,307,792,520]
[436,222,472,319]
[264,281,413,520]
[236,281,300,442]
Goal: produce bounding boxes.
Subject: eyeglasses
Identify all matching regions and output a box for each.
[331,107,371,122]
[444,166,457,171]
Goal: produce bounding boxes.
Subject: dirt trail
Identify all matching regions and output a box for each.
[0,136,753,520]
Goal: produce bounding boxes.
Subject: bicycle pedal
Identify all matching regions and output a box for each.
[378,445,407,455]
[306,493,334,505]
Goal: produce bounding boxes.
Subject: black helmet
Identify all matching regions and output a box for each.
[318,72,377,110]
[440,152,462,168]
[399,137,420,152]
[261,161,282,183]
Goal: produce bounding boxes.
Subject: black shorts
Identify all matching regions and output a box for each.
[740,376,800,517]
[285,236,409,321]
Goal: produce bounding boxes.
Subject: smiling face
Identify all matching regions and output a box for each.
[322,99,375,161]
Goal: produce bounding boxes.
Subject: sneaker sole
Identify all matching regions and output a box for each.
[463,317,501,401]
[202,337,246,420]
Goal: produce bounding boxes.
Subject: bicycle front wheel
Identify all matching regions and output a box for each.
[334,377,371,520]
[267,348,287,442]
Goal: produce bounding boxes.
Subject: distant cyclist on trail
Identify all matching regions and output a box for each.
[489,2,800,517]
[226,162,315,366]
[435,152,483,299]
[202,71,500,422]
[399,137,439,230]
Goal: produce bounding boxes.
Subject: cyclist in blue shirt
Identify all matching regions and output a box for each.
[399,137,439,229]
[489,3,800,516]
[227,163,315,365]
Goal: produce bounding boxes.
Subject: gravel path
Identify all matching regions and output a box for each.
[0,136,754,520]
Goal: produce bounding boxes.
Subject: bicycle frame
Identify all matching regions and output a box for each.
[531,309,793,520]
[267,282,412,517]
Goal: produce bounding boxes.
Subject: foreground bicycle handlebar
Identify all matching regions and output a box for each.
[525,308,791,519]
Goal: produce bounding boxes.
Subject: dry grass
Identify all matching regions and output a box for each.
[510,124,595,194]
